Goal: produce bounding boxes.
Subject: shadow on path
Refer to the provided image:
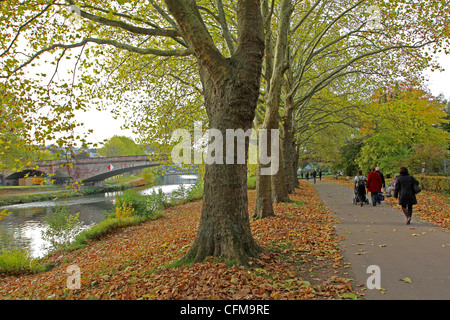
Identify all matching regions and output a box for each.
[310,180,450,300]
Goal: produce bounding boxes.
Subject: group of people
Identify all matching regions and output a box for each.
[301,169,322,184]
[354,166,420,225]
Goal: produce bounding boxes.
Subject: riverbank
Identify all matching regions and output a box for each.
[0,179,357,300]
[0,179,151,207]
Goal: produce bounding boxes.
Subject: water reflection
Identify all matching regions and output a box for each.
[0,177,196,258]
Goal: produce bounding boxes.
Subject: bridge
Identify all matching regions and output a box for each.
[1,155,169,187]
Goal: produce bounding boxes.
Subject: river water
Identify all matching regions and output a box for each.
[0,176,197,258]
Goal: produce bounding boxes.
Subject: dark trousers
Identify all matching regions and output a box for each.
[371,192,379,205]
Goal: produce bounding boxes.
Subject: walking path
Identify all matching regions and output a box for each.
[310,179,450,300]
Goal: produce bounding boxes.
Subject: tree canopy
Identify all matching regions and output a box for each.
[97,135,145,157]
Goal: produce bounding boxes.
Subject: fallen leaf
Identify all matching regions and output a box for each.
[400,277,413,283]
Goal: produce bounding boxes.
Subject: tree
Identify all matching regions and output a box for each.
[97,135,144,157]
[1,0,264,265]
[356,84,449,175]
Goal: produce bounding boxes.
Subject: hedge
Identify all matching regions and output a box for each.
[415,175,450,194]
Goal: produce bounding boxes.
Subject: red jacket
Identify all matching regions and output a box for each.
[367,171,382,193]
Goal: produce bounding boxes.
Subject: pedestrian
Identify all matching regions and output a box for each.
[394,167,420,225]
[306,172,309,180]
[367,166,382,206]
[312,169,317,184]
[375,167,386,202]
[385,174,398,197]
[319,170,322,181]
[354,169,367,207]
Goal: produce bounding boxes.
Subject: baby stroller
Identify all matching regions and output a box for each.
[353,177,370,207]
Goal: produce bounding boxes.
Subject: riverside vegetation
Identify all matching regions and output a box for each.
[0,180,204,275]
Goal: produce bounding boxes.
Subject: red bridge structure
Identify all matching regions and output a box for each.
[1,155,166,187]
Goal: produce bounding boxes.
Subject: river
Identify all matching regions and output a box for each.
[0,175,197,258]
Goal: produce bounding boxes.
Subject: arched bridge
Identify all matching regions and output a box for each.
[1,155,168,186]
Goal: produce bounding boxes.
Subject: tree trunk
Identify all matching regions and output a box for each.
[181,67,264,265]
[166,0,265,265]
[253,0,293,218]
[271,121,291,202]
[281,97,298,193]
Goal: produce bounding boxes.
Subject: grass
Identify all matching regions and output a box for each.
[0,249,54,275]
[66,214,161,252]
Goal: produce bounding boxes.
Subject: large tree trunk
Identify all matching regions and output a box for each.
[169,0,265,265]
[182,67,263,265]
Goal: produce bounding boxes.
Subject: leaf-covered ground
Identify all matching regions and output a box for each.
[0,180,357,300]
[324,176,450,230]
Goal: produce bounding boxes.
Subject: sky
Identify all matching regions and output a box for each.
[74,53,450,148]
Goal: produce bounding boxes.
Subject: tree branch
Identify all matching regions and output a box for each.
[3,37,193,77]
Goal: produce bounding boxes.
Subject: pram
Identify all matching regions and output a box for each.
[353,181,370,207]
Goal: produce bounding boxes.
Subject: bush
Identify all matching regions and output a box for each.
[186,180,204,201]
[0,249,43,275]
[416,175,450,193]
[114,202,135,218]
[41,203,83,250]
[114,190,153,218]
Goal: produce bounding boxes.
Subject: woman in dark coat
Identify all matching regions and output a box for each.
[394,167,419,225]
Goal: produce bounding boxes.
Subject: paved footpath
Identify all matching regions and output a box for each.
[310,179,450,300]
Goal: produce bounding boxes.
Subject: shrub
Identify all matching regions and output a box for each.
[186,180,204,201]
[115,190,150,217]
[114,202,135,218]
[416,175,450,194]
[0,249,42,275]
[110,189,166,219]
[170,184,188,205]
[41,203,83,250]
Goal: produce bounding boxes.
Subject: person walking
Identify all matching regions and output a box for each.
[319,170,322,181]
[354,169,367,207]
[312,169,317,184]
[375,167,386,203]
[394,167,420,225]
[367,167,382,206]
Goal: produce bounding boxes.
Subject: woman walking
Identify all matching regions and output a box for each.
[394,167,420,225]
[367,167,382,206]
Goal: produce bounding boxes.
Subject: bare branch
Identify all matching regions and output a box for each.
[3,37,193,77]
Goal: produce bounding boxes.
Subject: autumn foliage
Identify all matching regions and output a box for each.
[0,180,356,300]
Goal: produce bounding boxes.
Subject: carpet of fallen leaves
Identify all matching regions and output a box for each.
[324,177,450,230]
[0,180,357,300]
